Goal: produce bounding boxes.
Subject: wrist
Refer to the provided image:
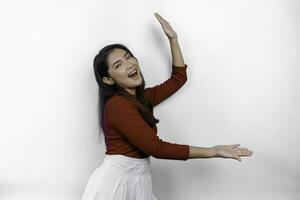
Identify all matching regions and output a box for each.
[211,146,219,157]
[169,37,178,43]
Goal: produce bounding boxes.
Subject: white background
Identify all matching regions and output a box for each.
[0,0,299,199]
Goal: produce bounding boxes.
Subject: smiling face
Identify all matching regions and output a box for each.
[103,48,142,96]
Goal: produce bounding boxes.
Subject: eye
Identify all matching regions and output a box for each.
[115,54,132,69]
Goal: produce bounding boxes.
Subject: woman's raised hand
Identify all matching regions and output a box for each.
[154,12,178,40]
[212,144,253,162]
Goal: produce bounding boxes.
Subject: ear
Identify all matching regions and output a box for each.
[102,76,115,85]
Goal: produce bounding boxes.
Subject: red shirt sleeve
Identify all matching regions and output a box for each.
[107,96,190,160]
[145,64,188,107]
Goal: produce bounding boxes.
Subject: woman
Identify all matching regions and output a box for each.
[81,13,253,200]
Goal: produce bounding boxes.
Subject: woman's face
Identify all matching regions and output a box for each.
[103,48,142,95]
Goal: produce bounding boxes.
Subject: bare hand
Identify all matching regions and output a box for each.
[154,12,178,40]
[212,144,253,162]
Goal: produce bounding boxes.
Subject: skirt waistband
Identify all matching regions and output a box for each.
[104,154,151,169]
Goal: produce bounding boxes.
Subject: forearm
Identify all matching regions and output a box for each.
[169,37,185,67]
[188,145,218,159]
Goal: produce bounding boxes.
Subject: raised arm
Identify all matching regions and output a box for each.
[145,13,188,106]
[154,12,185,67]
[145,64,187,107]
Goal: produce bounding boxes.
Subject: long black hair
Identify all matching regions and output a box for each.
[93,43,159,142]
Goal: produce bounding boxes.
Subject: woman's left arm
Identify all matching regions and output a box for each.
[154,12,185,67]
[169,38,185,67]
[144,13,187,106]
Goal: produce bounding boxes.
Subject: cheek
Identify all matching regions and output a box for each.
[114,71,128,81]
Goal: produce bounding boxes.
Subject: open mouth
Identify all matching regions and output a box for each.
[128,70,139,79]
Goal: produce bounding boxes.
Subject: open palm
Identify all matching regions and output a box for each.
[154,12,177,39]
[212,144,253,162]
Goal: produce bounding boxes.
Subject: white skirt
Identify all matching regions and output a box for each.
[81,154,158,200]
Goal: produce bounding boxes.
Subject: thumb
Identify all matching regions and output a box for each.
[232,144,240,148]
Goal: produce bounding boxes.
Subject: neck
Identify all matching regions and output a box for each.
[125,88,136,96]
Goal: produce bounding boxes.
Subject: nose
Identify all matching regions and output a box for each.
[127,63,135,69]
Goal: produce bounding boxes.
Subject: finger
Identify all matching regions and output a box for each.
[234,156,241,162]
[236,148,248,150]
[237,150,253,156]
[155,13,168,24]
[229,152,242,161]
[236,149,250,152]
[154,13,164,23]
[232,144,240,148]
[239,154,252,157]
[154,14,162,23]
[155,13,164,21]
[154,12,160,17]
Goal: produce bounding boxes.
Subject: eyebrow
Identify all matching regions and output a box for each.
[112,52,129,67]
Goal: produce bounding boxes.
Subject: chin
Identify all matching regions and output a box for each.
[137,79,143,86]
[130,77,142,86]
[133,82,142,87]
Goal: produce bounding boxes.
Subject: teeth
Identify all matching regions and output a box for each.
[129,69,136,76]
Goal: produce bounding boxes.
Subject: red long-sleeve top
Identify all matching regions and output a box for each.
[103,64,190,161]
